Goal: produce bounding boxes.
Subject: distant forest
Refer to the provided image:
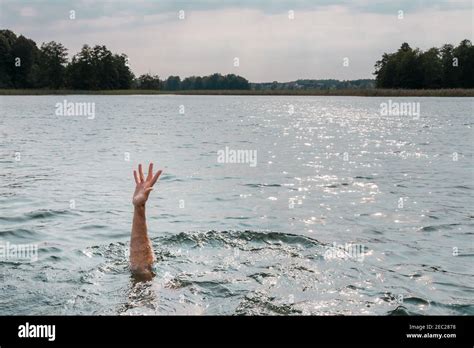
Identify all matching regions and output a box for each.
[374,40,473,88]
[0,29,249,90]
[251,79,375,90]
[0,29,472,90]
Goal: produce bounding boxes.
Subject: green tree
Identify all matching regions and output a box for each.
[93,45,118,89]
[420,47,442,88]
[224,74,250,89]
[440,44,459,88]
[66,44,96,89]
[137,74,161,89]
[38,41,68,88]
[453,39,474,88]
[66,44,133,89]
[194,76,203,89]
[374,41,473,89]
[394,43,423,88]
[11,35,41,88]
[202,73,222,89]
[114,54,134,89]
[0,30,16,87]
[164,75,181,90]
[181,76,197,89]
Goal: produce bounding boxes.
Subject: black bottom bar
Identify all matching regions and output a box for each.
[0,315,472,346]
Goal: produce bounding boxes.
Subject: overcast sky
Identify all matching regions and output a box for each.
[1,0,472,82]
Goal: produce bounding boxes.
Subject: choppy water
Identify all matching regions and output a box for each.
[0,95,472,315]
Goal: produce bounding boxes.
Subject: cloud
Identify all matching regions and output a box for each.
[2,0,472,23]
[1,0,472,81]
[19,6,36,17]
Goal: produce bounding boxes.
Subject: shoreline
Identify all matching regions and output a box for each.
[0,88,473,97]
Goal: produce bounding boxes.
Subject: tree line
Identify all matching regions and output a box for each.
[252,79,375,90]
[1,30,472,90]
[374,40,473,89]
[0,30,134,89]
[0,30,250,90]
[137,73,250,90]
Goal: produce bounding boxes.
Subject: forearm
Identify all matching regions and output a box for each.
[129,162,162,279]
[130,205,155,276]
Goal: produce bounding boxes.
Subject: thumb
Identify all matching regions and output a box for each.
[145,187,154,194]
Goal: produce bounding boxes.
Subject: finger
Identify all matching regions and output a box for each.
[145,187,153,193]
[150,169,162,186]
[147,163,153,181]
[133,170,139,184]
[138,164,145,182]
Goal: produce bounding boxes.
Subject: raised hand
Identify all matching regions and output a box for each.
[132,163,162,207]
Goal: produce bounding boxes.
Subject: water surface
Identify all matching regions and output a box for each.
[0,95,472,315]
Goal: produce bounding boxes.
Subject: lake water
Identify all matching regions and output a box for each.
[0,95,472,315]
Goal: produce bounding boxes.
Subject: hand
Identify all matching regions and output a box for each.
[132,163,162,207]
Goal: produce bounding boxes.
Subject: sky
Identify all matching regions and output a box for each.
[0,0,472,82]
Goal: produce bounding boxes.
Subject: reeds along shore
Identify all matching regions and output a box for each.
[0,89,473,97]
